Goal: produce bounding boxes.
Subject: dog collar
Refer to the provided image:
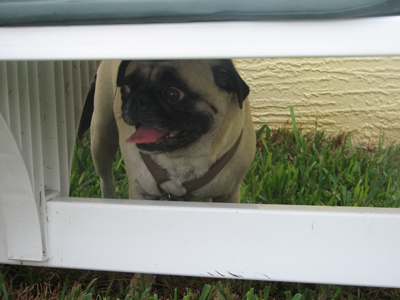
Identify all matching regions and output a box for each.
[140,131,243,201]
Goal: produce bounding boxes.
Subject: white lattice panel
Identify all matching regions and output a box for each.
[0,61,98,260]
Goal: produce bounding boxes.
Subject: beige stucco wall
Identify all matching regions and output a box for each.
[234,57,400,146]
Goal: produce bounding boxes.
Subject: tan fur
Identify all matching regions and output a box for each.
[91,60,256,203]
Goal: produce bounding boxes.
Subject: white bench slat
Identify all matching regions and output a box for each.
[1,197,399,288]
[0,17,400,60]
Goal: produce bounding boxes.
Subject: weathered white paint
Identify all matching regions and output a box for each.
[0,17,400,60]
[0,61,98,260]
[1,197,400,288]
[0,111,44,261]
[235,57,400,145]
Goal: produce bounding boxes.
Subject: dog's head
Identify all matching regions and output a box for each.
[116,60,249,154]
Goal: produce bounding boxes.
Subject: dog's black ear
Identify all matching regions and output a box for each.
[117,60,132,87]
[212,60,249,109]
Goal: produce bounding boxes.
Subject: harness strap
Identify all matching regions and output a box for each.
[140,131,243,200]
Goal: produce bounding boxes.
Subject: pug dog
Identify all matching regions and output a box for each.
[87,60,255,203]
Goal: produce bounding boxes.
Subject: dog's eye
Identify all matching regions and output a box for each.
[164,87,184,102]
[121,85,131,97]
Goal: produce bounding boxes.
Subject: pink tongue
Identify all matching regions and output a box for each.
[126,125,169,144]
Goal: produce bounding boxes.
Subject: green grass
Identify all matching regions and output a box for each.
[1,111,400,299]
[241,109,400,208]
[2,265,399,300]
[69,134,129,199]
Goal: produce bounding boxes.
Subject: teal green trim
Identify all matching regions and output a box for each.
[1,0,399,26]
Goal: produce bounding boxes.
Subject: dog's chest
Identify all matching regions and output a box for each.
[145,155,215,198]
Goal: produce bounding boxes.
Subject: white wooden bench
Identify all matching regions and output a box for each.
[1,2,400,287]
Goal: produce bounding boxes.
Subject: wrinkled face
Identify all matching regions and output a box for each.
[117,60,249,153]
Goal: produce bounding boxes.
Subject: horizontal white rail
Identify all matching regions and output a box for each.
[1,197,399,288]
[0,17,400,60]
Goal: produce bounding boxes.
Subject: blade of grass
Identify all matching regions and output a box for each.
[199,284,212,300]
[290,107,300,144]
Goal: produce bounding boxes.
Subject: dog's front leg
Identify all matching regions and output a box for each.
[127,177,161,200]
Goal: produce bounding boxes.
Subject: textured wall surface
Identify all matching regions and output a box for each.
[234,57,400,145]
